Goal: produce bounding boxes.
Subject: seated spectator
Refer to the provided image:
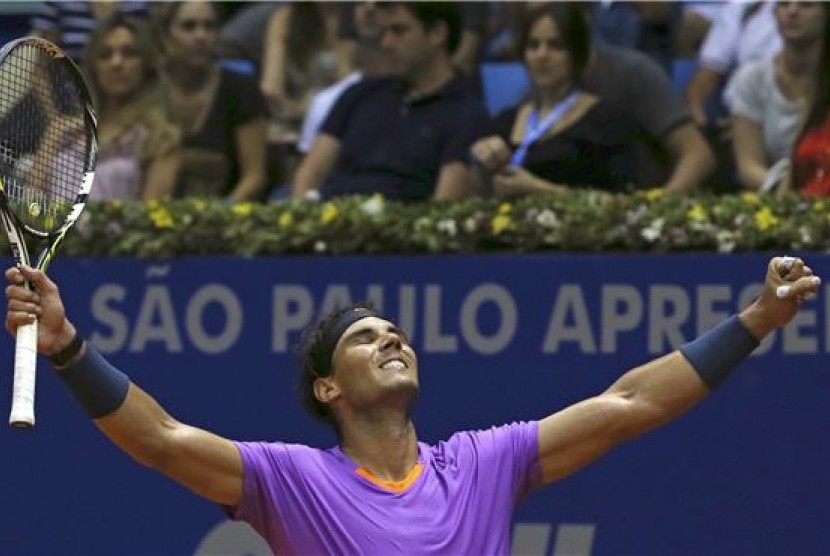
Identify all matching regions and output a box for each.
[685,1,781,128]
[590,1,683,73]
[155,1,268,201]
[579,9,714,193]
[29,1,150,64]
[292,2,490,202]
[84,15,180,201]
[787,6,830,197]
[470,4,637,197]
[218,1,281,70]
[726,1,828,192]
[297,1,392,156]
[260,2,348,146]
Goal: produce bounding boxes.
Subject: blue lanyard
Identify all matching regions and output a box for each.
[511,91,580,167]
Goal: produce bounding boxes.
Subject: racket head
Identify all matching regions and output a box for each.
[0,37,97,247]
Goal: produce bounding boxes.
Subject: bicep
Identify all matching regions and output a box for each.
[158,424,244,506]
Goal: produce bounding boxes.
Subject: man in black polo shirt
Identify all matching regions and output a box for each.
[292,2,491,202]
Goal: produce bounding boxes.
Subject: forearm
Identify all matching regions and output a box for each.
[52,337,175,469]
[605,352,709,439]
[736,162,768,191]
[685,68,721,111]
[663,128,714,193]
[228,173,265,202]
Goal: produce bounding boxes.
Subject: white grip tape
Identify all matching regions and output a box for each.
[9,321,38,427]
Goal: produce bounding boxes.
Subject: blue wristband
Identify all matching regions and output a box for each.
[679,315,760,389]
[55,341,131,419]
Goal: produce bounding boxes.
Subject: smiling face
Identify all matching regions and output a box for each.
[524,14,574,94]
[319,317,419,417]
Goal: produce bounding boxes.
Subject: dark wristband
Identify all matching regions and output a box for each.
[49,332,84,368]
[56,343,131,419]
[679,314,760,390]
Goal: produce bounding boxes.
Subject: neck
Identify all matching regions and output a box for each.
[166,61,214,92]
[782,41,821,77]
[535,83,575,114]
[340,414,418,482]
[405,57,454,98]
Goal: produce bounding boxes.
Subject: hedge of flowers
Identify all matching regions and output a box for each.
[3,190,829,258]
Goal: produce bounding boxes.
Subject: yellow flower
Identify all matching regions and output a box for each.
[321,202,339,224]
[190,198,207,212]
[146,198,161,211]
[149,207,174,229]
[644,188,664,202]
[498,202,512,214]
[813,200,825,212]
[741,192,759,205]
[232,203,254,217]
[491,214,511,234]
[687,203,707,221]
[278,211,293,229]
[754,207,778,231]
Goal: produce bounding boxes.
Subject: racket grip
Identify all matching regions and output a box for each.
[9,321,38,428]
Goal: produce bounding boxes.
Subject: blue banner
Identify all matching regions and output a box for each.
[1,254,828,555]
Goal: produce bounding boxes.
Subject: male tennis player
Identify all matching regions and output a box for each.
[3,255,822,554]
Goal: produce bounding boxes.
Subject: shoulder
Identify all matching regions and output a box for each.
[432,421,539,461]
[234,441,326,472]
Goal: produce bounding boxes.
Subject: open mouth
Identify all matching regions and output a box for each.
[379,357,408,371]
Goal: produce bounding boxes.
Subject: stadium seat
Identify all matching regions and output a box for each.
[479,62,531,117]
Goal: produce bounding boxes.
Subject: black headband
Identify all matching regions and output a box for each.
[318,308,381,376]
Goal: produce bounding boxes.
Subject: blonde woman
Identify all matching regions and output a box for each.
[84,15,181,200]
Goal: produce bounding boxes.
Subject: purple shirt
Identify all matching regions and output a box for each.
[227,421,540,555]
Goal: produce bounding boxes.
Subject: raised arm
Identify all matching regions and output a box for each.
[4,266,243,506]
[537,256,821,485]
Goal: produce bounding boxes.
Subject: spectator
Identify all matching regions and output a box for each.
[260,2,348,146]
[155,1,268,201]
[470,3,637,197]
[218,2,281,70]
[591,1,683,74]
[29,1,150,64]
[726,1,827,192]
[685,1,780,128]
[297,1,392,156]
[292,2,490,202]
[579,10,714,193]
[84,15,180,201]
[787,2,830,197]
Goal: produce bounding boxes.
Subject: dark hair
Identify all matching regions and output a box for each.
[378,2,462,54]
[82,14,160,106]
[518,3,591,83]
[790,3,830,189]
[295,302,379,433]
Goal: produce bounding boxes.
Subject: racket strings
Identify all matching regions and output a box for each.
[0,43,90,233]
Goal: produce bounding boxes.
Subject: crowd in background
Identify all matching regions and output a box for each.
[23,0,830,204]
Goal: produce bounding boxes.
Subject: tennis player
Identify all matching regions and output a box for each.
[3,255,821,554]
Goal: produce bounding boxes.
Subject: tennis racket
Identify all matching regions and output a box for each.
[0,37,97,428]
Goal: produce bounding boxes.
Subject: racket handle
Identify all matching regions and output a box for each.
[9,321,38,428]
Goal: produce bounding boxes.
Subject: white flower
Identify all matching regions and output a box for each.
[464,217,477,233]
[437,218,457,236]
[799,226,813,245]
[313,240,327,253]
[361,194,384,216]
[716,230,736,253]
[640,218,664,242]
[536,209,560,228]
